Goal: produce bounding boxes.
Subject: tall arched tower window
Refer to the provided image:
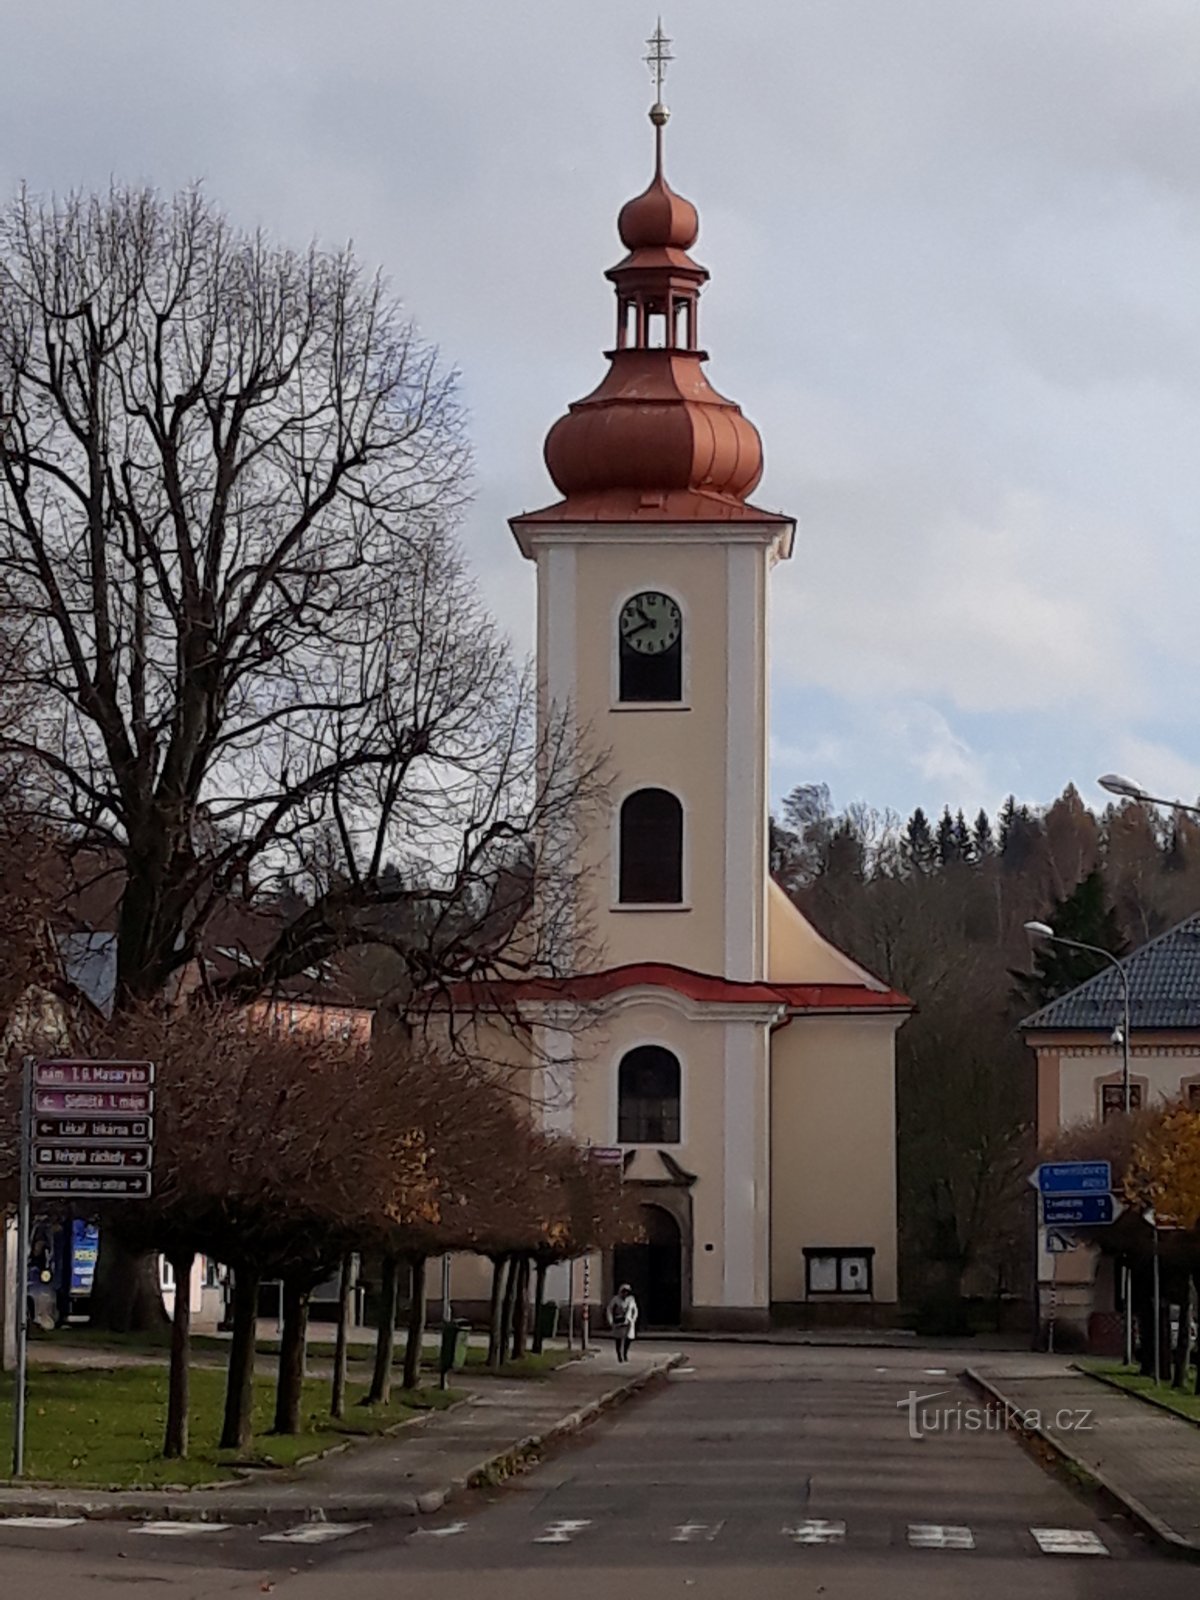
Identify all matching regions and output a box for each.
[618,590,683,702]
[618,1045,681,1143]
[619,788,683,903]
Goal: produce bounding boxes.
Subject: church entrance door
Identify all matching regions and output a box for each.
[613,1203,682,1328]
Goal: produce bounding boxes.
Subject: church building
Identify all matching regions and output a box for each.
[457,85,910,1330]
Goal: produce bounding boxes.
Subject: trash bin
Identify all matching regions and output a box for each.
[536,1301,560,1341]
[439,1318,471,1373]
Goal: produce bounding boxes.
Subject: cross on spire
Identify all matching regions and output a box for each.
[644,18,673,104]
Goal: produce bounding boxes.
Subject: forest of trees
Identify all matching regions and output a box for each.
[771,781,1200,1328]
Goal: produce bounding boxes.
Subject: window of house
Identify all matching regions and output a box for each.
[1101,1083,1143,1121]
[618,590,683,702]
[804,1248,874,1297]
[618,788,683,903]
[1186,1082,1200,1109]
[618,1045,681,1144]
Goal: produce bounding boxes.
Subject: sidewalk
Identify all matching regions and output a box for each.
[968,1352,1200,1556]
[0,1348,679,1523]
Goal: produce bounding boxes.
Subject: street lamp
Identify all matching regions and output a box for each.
[1098,772,1200,818]
[1024,919,1133,1364]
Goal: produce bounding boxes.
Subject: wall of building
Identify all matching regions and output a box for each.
[770,1014,901,1307]
[536,532,772,980]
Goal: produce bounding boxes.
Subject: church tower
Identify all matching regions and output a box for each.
[511,73,793,986]
[504,31,908,1330]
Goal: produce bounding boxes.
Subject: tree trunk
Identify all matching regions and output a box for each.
[495,1254,519,1369]
[219,1264,260,1452]
[1172,1281,1193,1390]
[511,1255,531,1360]
[88,1233,168,1334]
[486,1255,507,1368]
[1133,1265,1155,1377]
[401,1255,427,1392]
[531,1257,549,1355]
[162,1249,194,1459]
[273,1274,312,1435]
[365,1253,399,1406]
[330,1253,354,1420]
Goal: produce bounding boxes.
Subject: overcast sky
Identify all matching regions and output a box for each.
[4,1,1200,824]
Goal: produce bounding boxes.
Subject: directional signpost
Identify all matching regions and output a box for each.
[1034,1161,1112,1195]
[1041,1193,1123,1227]
[12,1059,155,1479]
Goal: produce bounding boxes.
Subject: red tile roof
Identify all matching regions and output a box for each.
[445,962,912,1013]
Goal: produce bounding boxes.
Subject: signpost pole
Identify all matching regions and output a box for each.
[1152,1218,1162,1386]
[12,1055,32,1478]
[582,1253,591,1353]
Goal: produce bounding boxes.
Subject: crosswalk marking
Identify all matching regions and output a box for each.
[784,1519,846,1545]
[1030,1527,1109,1557]
[671,1520,724,1543]
[534,1519,592,1545]
[135,1522,231,1537]
[414,1521,468,1539]
[0,1516,84,1529]
[261,1522,370,1545]
[908,1523,974,1549]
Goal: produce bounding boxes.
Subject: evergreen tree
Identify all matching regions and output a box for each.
[952,809,973,864]
[1012,868,1127,1012]
[972,808,995,858]
[903,807,937,875]
[936,806,958,867]
[997,794,1018,854]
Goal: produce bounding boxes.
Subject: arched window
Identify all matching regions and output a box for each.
[619,788,683,903]
[618,1046,681,1144]
[618,590,682,702]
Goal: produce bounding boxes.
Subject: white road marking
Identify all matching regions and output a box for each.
[908,1523,975,1549]
[135,1522,232,1537]
[261,1523,370,1545]
[534,1519,592,1545]
[784,1519,846,1545]
[414,1521,468,1539]
[923,1368,949,1375]
[0,1516,84,1529]
[672,1521,724,1543]
[1030,1527,1109,1556]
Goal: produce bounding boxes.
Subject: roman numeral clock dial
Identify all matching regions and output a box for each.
[620,591,682,655]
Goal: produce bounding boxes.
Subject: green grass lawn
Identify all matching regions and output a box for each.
[0,1364,460,1489]
[1082,1361,1200,1424]
[32,1324,576,1379]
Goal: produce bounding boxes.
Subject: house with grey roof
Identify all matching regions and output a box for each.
[1022,911,1200,1352]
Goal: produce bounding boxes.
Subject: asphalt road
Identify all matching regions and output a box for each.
[1,1342,1194,1599]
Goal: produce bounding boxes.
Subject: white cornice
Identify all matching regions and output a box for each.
[511,518,796,562]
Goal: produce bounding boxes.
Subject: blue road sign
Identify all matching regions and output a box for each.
[1034,1161,1112,1195]
[1041,1193,1122,1227]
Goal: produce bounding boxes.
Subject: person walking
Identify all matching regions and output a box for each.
[608,1282,638,1362]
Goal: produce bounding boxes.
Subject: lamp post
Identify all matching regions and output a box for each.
[1024,920,1133,1364]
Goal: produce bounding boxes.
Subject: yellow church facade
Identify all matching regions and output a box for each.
[453,96,909,1329]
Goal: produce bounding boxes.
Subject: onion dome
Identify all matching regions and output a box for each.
[527,103,769,524]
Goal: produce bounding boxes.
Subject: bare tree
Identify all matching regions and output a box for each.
[0,184,594,1015]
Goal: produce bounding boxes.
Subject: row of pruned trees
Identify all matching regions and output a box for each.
[0,1003,638,1460]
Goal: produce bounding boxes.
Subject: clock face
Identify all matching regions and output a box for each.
[619,591,682,656]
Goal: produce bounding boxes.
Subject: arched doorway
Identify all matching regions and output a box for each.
[613,1203,682,1328]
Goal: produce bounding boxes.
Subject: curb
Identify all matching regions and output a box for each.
[964,1365,1200,1560]
[0,1354,680,1526]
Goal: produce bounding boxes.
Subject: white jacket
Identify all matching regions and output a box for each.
[608,1293,638,1337]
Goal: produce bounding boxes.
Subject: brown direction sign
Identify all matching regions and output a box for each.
[34,1060,154,1088]
[32,1172,152,1199]
[35,1116,154,1144]
[34,1089,154,1116]
[35,1145,151,1171]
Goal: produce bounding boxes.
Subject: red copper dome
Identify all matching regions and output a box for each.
[618,172,699,251]
[514,105,782,528]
